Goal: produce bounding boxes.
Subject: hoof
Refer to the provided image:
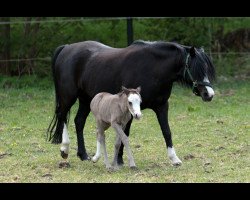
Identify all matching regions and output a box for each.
[111,163,120,170]
[60,151,68,159]
[77,152,90,161]
[92,156,99,163]
[171,160,182,166]
[117,157,124,166]
[130,166,138,171]
[106,166,115,172]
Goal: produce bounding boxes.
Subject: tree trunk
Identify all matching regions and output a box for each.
[0,17,11,75]
[27,17,41,74]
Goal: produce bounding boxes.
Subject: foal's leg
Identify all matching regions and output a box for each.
[100,134,112,170]
[117,118,133,165]
[92,125,102,163]
[112,134,122,169]
[92,124,112,170]
[112,122,136,168]
[74,99,90,161]
[153,102,182,166]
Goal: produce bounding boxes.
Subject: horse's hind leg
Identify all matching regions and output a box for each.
[60,123,70,159]
[59,99,77,159]
[74,98,90,160]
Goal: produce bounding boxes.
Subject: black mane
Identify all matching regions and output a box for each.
[177,46,216,88]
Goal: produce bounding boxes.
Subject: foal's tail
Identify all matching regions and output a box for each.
[47,45,67,144]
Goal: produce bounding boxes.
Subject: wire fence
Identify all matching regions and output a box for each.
[0,52,250,63]
[1,17,250,76]
[0,17,173,25]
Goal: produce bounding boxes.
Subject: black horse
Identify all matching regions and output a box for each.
[47,40,215,166]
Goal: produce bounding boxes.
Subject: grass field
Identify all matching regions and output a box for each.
[0,76,249,182]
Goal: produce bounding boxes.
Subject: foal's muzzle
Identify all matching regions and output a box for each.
[133,112,142,120]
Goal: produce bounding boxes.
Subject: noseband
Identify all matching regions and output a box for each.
[183,53,213,96]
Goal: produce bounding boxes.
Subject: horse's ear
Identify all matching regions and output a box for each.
[200,46,205,53]
[122,86,130,95]
[136,86,141,93]
[190,46,196,57]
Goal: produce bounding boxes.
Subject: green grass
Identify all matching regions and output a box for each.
[0,77,249,182]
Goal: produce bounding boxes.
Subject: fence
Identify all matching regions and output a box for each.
[0,17,250,76]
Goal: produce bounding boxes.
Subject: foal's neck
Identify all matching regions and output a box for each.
[118,93,130,114]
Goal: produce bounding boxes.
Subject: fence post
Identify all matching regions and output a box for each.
[127,17,133,46]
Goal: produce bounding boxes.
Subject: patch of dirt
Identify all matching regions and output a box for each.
[204,161,211,166]
[0,152,12,159]
[216,120,224,124]
[176,115,187,120]
[183,154,195,160]
[58,161,70,168]
[134,145,141,149]
[220,89,235,97]
[42,173,53,178]
[214,146,225,151]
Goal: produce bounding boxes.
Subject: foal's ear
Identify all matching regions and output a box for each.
[136,86,141,93]
[190,46,196,57]
[122,86,130,95]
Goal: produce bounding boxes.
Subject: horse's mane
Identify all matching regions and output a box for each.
[132,40,215,87]
[177,47,216,88]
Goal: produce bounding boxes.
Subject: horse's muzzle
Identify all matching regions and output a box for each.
[201,91,214,102]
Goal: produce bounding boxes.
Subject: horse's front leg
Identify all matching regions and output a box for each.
[153,102,182,166]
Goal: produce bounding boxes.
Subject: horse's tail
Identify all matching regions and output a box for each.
[47,45,67,144]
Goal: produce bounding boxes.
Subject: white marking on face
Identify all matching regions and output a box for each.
[60,123,70,154]
[128,93,142,119]
[203,77,215,97]
[168,147,182,165]
[92,140,101,162]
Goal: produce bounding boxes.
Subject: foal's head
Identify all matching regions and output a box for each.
[121,86,142,120]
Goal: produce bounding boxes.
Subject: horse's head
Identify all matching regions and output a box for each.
[183,46,216,102]
[122,86,142,119]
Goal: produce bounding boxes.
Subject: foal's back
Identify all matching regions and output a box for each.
[90,92,129,125]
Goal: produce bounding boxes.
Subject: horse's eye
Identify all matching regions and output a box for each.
[129,102,132,106]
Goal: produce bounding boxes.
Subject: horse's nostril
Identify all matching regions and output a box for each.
[204,92,209,97]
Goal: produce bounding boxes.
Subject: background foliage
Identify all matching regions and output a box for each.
[0,17,249,183]
[0,17,250,78]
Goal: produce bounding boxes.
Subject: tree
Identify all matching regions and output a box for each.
[0,17,11,75]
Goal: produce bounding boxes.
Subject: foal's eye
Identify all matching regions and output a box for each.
[129,102,132,106]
